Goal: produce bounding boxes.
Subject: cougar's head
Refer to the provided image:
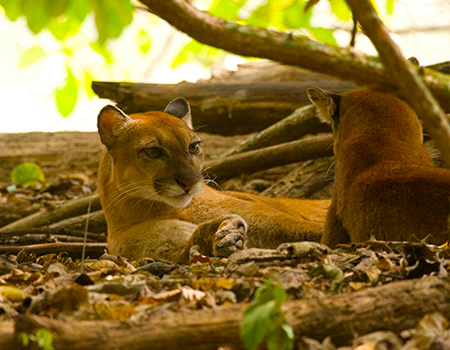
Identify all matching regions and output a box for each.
[307,87,424,151]
[97,98,204,208]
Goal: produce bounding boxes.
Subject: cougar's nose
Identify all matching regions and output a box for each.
[176,177,198,194]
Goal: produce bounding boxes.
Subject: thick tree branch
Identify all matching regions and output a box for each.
[345,0,450,166]
[205,133,334,180]
[0,195,101,232]
[140,0,450,113]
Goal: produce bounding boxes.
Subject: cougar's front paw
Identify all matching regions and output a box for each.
[213,215,247,258]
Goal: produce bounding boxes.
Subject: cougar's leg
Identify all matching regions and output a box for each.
[176,215,247,263]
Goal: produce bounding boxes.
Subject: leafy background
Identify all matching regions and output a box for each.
[0,0,448,131]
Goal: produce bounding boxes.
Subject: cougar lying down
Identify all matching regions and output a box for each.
[97,98,330,263]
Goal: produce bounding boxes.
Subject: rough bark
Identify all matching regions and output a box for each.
[92,80,352,135]
[2,277,449,349]
[261,157,334,199]
[0,242,107,258]
[226,105,330,155]
[49,210,106,234]
[205,133,334,180]
[0,195,101,232]
[140,0,450,113]
[345,0,450,166]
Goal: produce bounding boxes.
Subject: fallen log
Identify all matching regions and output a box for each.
[261,157,334,199]
[205,133,334,180]
[0,242,107,259]
[49,210,106,234]
[92,80,354,135]
[2,277,448,349]
[0,227,106,242]
[0,195,101,232]
[226,105,330,155]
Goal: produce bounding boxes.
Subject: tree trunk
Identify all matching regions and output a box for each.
[92,80,353,135]
[3,277,449,350]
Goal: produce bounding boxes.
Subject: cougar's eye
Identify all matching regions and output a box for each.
[189,142,201,155]
[141,147,162,159]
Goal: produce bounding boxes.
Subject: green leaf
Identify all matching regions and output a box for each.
[11,162,46,187]
[246,0,271,28]
[55,67,78,117]
[35,329,55,350]
[209,0,245,21]
[172,40,223,69]
[91,42,113,64]
[329,0,352,22]
[309,27,337,46]
[90,0,134,45]
[386,0,395,14]
[240,278,293,350]
[21,0,51,34]
[0,0,23,21]
[267,322,295,350]
[19,332,30,347]
[138,29,151,54]
[240,300,277,350]
[84,70,95,98]
[47,0,89,41]
[18,46,46,68]
[45,0,70,18]
[283,1,312,29]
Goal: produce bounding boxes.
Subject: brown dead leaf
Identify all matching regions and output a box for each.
[47,284,89,313]
[376,257,395,271]
[94,300,137,321]
[84,259,119,271]
[192,278,215,291]
[216,278,234,290]
[0,285,29,302]
[353,344,376,350]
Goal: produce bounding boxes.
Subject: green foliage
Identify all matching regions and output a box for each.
[11,162,46,187]
[55,67,78,117]
[0,0,134,117]
[18,45,46,68]
[240,277,294,350]
[19,329,55,350]
[0,0,133,43]
[309,27,338,46]
[386,0,395,14]
[138,29,151,54]
[172,40,225,69]
[89,0,134,45]
[329,0,352,22]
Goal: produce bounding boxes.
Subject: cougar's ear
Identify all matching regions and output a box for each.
[164,97,193,129]
[97,105,131,149]
[307,87,341,125]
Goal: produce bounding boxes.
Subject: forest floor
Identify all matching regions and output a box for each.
[0,132,449,350]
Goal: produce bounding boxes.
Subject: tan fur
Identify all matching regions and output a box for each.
[309,88,450,247]
[98,103,330,263]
